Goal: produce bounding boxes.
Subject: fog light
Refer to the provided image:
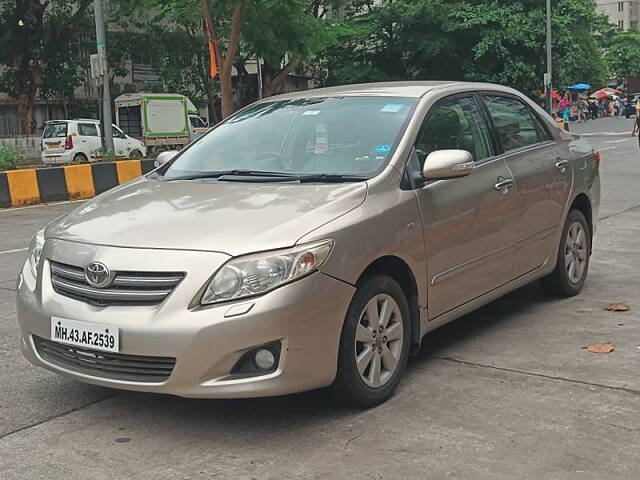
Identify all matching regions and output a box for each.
[254,349,276,370]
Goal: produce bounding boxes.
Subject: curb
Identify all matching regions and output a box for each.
[0,159,156,208]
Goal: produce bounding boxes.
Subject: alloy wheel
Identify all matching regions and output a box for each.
[565,221,588,284]
[354,294,404,388]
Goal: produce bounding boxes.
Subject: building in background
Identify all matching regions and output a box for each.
[596,0,639,31]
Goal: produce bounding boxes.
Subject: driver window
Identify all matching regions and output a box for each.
[415,96,493,167]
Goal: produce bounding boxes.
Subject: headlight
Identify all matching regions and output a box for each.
[201,240,334,305]
[28,229,45,279]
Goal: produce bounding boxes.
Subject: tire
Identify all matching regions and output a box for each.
[129,149,143,159]
[332,274,411,408]
[540,210,591,297]
[72,153,88,164]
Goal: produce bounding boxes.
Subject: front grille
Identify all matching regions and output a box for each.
[34,335,175,383]
[50,261,184,306]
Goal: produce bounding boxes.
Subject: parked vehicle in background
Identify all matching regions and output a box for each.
[41,119,147,165]
[20,82,600,408]
[624,93,640,118]
[115,93,208,155]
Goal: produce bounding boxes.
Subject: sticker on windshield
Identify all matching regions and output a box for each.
[381,103,405,113]
[375,144,391,155]
[303,110,321,116]
[314,123,328,154]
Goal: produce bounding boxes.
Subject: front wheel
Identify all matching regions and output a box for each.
[540,210,591,297]
[332,275,411,408]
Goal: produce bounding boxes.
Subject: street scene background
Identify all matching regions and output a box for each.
[1,0,640,479]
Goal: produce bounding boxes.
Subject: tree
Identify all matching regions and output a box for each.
[200,0,242,118]
[321,0,610,96]
[0,0,93,133]
[243,0,350,97]
[606,31,640,81]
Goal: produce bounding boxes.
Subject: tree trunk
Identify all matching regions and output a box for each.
[220,4,243,118]
[17,92,36,135]
[205,88,220,125]
[61,91,69,119]
[262,56,302,98]
[200,1,242,119]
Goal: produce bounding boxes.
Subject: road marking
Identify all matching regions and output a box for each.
[605,139,629,143]
[598,147,617,152]
[0,199,84,213]
[0,248,28,255]
[581,132,629,137]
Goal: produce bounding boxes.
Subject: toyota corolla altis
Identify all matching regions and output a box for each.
[17,82,600,407]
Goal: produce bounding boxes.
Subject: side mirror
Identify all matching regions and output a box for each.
[423,149,474,181]
[154,150,179,168]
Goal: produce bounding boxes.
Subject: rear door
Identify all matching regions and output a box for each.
[412,94,517,318]
[77,123,101,158]
[480,93,572,278]
[42,122,68,156]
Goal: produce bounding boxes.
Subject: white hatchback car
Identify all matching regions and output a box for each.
[41,119,147,165]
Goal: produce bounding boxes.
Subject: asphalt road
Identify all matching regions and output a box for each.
[1,120,639,479]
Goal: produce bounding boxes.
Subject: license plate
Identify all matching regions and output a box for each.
[50,317,119,353]
[47,142,61,149]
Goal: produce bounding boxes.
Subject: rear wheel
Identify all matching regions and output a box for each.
[332,275,410,408]
[72,153,88,164]
[540,209,591,297]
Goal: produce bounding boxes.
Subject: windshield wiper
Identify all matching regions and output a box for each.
[294,173,368,183]
[164,169,296,181]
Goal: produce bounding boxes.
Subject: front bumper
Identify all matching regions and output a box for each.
[17,239,355,398]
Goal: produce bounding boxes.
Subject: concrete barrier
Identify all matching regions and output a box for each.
[0,159,156,208]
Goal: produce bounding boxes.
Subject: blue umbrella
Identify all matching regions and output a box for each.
[567,83,591,91]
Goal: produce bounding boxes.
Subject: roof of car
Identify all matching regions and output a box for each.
[268,81,508,101]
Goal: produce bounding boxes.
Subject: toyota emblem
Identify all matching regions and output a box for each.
[85,262,111,288]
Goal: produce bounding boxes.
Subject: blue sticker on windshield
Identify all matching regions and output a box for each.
[375,144,391,155]
[381,103,405,113]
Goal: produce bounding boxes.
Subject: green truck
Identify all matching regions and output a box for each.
[114,93,208,154]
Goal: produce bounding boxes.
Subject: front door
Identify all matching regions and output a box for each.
[481,94,572,278]
[412,94,517,319]
[112,126,129,157]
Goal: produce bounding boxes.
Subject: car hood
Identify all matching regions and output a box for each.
[46,177,367,255]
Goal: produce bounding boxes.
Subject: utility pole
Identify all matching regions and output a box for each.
[545,0,553,114]
[257,57,263,100]
[93,0,114,152]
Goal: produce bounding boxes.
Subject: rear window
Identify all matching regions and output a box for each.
[43,123,68,138]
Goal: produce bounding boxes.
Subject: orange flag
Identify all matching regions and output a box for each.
[204,17,218,78]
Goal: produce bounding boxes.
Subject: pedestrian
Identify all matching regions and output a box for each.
[631,101,640,149]
[577,97,588,122]
[557,93,571,121]
[589,98,598,119]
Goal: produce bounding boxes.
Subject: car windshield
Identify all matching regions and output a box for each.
[43,123,68,138]
[162,97,417,180]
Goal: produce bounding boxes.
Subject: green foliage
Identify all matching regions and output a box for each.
[93,147,117,163]
[0,146,21,171]
[322,0,610,95]
[606,31,640,80]
[0,1,93,106]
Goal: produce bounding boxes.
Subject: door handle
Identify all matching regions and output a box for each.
[555,159,569,172]
[494,178,514,193]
